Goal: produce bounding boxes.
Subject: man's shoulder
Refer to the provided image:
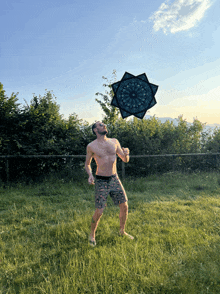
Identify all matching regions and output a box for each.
[88,139,97,147]
[87,140,97,153]
[112,138,119,145]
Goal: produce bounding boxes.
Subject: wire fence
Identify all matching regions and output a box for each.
[0,153,220,185]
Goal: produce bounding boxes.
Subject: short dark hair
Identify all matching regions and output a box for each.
[92,122,97,136]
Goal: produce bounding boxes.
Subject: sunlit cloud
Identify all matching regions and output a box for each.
[150,0,213,34]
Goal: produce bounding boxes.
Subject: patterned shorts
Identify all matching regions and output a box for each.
[95,174,128,209]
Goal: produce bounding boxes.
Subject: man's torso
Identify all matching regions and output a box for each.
[89,138,117,176]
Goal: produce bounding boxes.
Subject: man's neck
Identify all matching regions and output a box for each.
[97,136,108,143]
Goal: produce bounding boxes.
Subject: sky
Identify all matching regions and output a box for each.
[1,0,220,126]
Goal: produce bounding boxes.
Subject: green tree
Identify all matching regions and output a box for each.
[0,83,20,119]
[0,82,20,154]
[188,118,205,153]
[171,115,205,154]
[23,91,63,154]
[160,120,176,154]
[95,69,120,128]
[205,127,220,153]
[62,113,87,155]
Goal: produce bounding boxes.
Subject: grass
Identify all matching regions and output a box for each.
[1,171,220,293]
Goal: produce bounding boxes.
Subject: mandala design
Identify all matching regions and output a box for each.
[110,72,158,119]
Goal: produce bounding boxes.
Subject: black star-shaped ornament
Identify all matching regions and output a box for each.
[110,72,158,119]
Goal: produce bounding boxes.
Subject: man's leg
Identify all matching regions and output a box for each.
[90,207,105,240]
[119,202,134,239]
[119,202,128,233]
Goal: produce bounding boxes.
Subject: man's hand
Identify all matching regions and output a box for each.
[122,147,130,156]
[88,174,95,185]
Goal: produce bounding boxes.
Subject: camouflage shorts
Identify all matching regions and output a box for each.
[95,174,128,209]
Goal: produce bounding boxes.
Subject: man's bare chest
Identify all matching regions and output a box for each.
[91,139,117,158]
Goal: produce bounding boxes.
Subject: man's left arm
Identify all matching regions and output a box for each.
[115,139,130,163]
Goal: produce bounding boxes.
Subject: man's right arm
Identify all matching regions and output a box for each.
[85,145,94,184]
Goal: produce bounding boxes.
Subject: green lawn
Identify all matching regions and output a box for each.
[1,171,220,293]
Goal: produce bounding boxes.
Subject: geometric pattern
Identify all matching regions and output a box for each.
[110,71,158,119]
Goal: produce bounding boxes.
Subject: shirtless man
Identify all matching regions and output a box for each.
[85,121,134,246]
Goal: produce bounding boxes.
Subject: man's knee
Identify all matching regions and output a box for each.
[120,201,128,208]
[92,207,104,221]
[119,202,128,213]
[97,207,105,214]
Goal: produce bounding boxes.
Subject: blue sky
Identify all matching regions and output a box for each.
[1,0,220,125]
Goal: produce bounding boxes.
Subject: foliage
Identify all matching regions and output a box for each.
[0,85,87,182]
[95,69,120,127]
[0,82,20,119]
[0,79,220,183]
[0,82,20,154]
[205,127,220,153]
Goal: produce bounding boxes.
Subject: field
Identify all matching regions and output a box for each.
[1,171,220,294]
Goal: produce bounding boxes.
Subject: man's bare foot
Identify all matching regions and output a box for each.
[119,230,134,240]
[89,234,96,246]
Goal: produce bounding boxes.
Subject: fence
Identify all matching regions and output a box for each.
[1,153,220,184]
[0,155,85,185]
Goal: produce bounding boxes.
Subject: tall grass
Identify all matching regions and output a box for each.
[1,171,220,293]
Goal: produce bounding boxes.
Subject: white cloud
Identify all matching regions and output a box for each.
[150,0,213,34]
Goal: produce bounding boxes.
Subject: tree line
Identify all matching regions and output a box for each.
[1,71,220,182]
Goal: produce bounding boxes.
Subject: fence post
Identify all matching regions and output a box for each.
[122,161,125,180]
